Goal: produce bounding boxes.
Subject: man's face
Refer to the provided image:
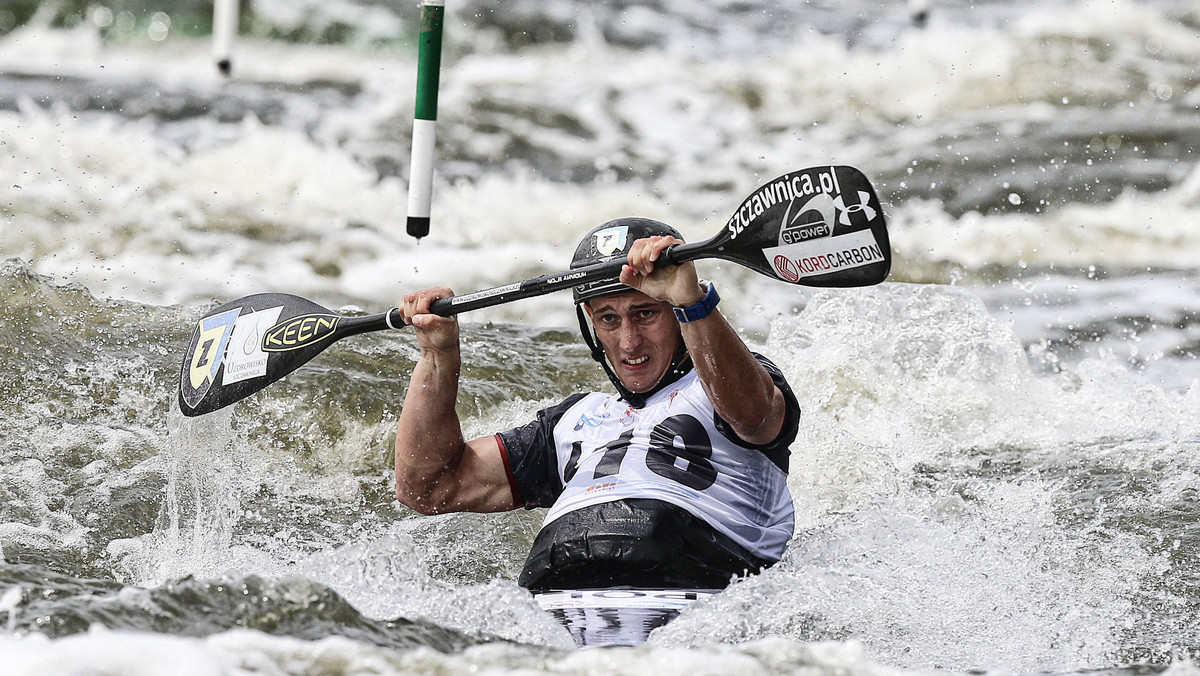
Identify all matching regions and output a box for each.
[585,290,682,393]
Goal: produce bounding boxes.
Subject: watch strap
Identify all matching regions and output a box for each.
[673,282,720,323]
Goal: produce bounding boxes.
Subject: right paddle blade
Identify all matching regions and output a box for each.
[705,165,891,287]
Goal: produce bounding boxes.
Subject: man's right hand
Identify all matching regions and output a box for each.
[398,287,459,353]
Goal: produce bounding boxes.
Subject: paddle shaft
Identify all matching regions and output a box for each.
[378,240,706,327]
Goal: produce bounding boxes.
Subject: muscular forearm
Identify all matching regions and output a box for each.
[680,309,785,445]
[392,287,515,515]
[394,347,467,513]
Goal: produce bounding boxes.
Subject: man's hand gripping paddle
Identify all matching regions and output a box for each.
[178,165,891,416]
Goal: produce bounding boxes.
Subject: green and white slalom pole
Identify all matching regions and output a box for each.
[406,0,445,240]
[213,0,239,76]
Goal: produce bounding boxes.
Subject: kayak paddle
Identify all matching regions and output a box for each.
[178,164,890,416]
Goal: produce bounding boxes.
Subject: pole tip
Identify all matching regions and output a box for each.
[217,58,232,77]
[406,216,430,239]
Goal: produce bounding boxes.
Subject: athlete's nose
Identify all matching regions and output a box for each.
[618,322,643,353]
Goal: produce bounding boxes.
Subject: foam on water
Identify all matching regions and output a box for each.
[0,628,947,676]
[654,488,1146,671]
[890,166,1200,270]
[776,285,1200,453]
[3,0,1199,325]
[59,282,1192,668]
[634,283,1199,669]
[85,340,570,646]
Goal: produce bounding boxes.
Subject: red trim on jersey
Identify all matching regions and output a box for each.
[495,433,524,508]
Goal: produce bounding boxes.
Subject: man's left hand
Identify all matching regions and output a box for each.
[620,236,705,307]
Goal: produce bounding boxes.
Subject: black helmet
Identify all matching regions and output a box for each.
[570,218,683,305]
[570,217,692,408]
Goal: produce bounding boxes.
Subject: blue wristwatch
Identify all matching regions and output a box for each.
[673,282,720,323]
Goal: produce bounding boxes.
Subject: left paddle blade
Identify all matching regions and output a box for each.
[178,293,371,417]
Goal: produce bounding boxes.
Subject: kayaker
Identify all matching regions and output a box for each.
[393,218,800,591]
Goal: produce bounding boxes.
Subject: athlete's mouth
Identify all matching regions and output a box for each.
[622,356,650,366]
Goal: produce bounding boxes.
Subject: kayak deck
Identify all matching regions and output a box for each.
[534,588,717,647]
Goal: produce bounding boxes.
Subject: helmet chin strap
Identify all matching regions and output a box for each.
[575,305,694,409]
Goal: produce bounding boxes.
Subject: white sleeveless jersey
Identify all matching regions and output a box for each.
[541,369,795,560]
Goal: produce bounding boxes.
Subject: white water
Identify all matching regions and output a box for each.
[3,0,1200,673]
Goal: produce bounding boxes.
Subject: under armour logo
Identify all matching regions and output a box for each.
[833,191,877,226]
